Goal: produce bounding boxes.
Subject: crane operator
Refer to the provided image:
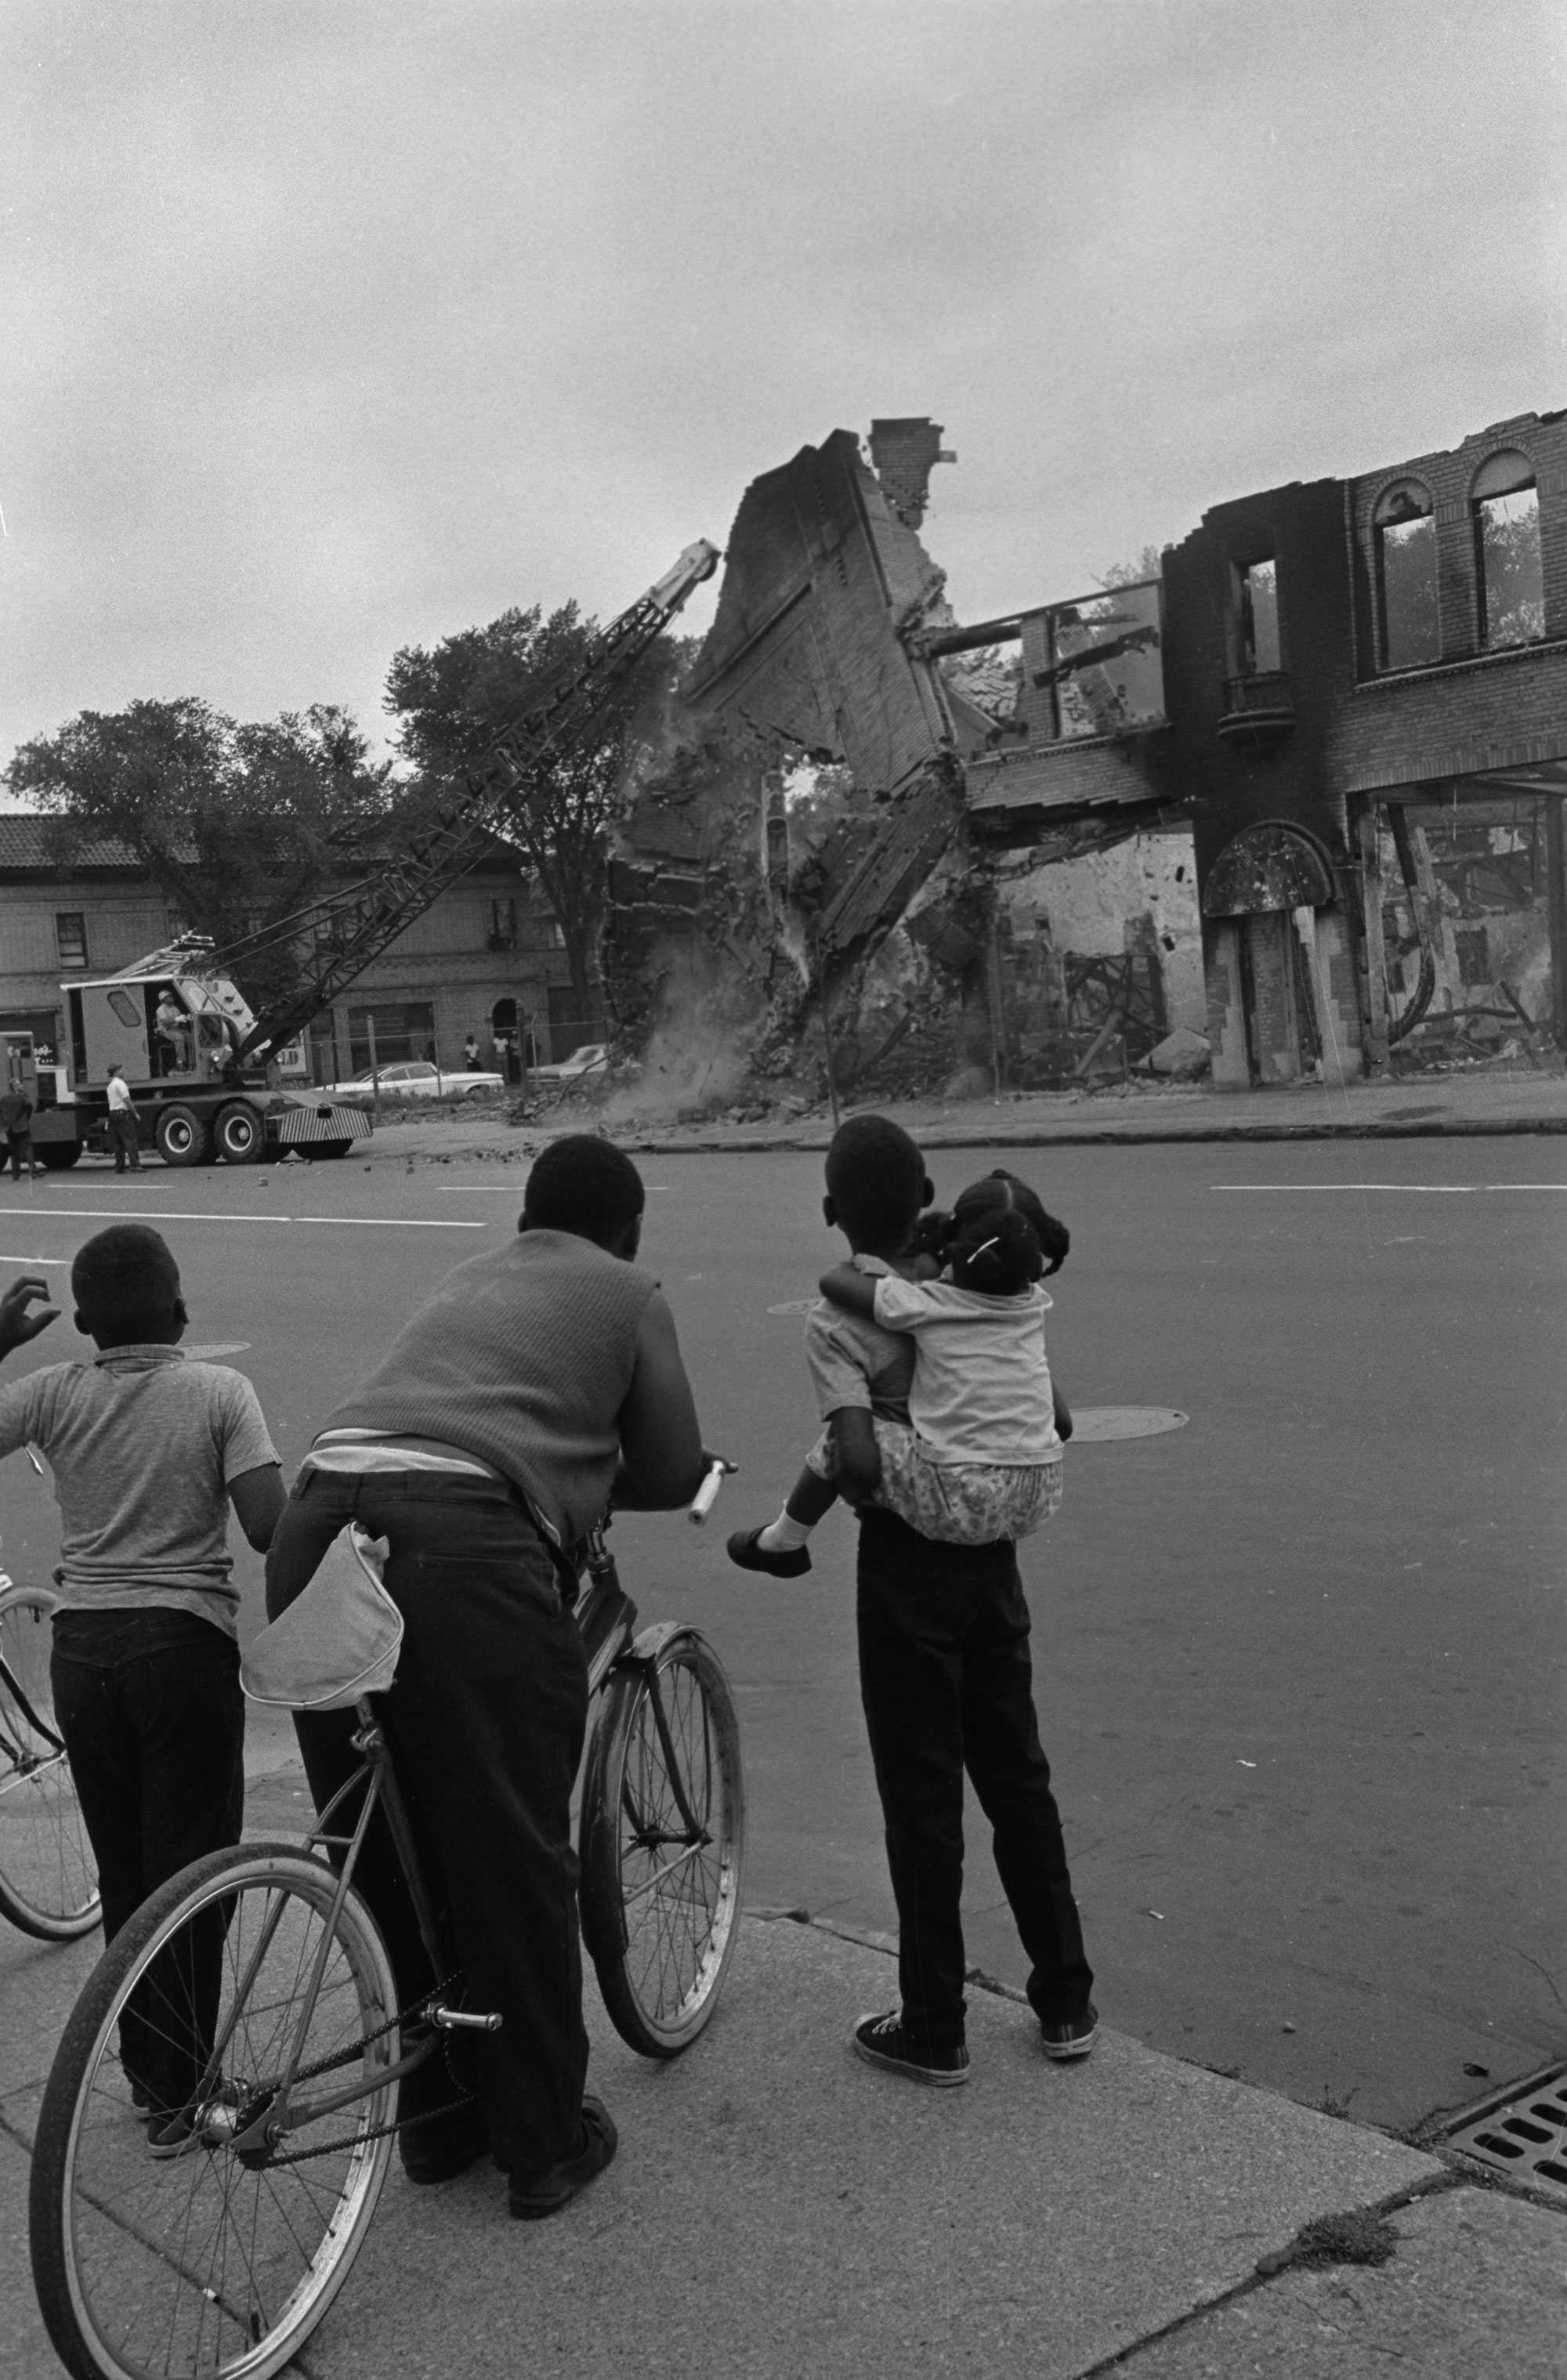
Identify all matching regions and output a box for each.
[264,1134,709,2220]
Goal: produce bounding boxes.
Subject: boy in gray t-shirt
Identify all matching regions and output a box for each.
[0,1227,282,2141]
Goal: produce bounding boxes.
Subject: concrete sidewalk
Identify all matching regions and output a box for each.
[2,1889,1561,2379]
[358,1060,1567,1168]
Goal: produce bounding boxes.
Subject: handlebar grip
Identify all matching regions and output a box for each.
[688,1460,726,1525]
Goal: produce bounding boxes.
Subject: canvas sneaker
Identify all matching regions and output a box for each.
[852,2010,969,2087]
[1039,2003,1098,2061]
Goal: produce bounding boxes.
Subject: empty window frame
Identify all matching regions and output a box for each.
[1373,479,1439,669]
[55,913,89,968]
[1472,451,1544,649]
[346,1000,436,1072]
[1033,581,1165,741]
[1235,559,1281,675]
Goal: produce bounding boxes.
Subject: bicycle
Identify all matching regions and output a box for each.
[30,1466,744,2380]
[0,1556,100,1943]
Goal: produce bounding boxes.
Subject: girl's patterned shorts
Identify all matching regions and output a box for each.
[805,1420,1063,1546]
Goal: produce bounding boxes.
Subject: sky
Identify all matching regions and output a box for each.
[3,0,1564,776]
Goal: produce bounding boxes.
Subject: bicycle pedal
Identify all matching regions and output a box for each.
[429,2005,503,2032]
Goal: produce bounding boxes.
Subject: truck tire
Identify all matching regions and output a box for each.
[35,1145,82,1172]
[155,1104,212,1168]
[215,1101,265,1164]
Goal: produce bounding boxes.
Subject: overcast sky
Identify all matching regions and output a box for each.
[3,0,1563,775]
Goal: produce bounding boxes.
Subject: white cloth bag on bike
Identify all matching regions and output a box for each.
[241,1525,402,1710]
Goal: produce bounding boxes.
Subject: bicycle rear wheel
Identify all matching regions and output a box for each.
[0,1582,99,1941]
[30,1843,400,2380]
[580,1628,745,2056]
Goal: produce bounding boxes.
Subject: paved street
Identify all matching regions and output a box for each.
[0,1130,1560,2139]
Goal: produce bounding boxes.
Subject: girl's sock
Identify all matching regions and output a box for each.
[756,1510,813,1555]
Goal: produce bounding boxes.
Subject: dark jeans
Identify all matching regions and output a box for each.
[107,1111,140,1170]
[5,1128,35,1179]
[856,1507,1093,2052]
[265,1469,590,2178]
[51,1608,244,2106]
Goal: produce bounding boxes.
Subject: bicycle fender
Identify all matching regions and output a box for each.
[617,1619,692,1670]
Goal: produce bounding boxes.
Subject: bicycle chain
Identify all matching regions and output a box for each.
[249,1975,482,2170]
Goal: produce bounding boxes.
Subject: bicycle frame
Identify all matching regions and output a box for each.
[213,1525,649,2160]
[0,1599,71,1779]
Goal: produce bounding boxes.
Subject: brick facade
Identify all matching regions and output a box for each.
[0,819,583,1080]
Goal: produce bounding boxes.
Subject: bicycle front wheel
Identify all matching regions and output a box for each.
[0,1582,99,1941]
[30,1843,400,2380]
[581,1628,745,2056]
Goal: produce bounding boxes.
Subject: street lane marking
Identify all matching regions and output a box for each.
[0,1208,487,1229]
[1212,1184,1567,1194]
[0,1255,68,1265]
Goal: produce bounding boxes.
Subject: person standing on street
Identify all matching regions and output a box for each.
[105,1065,140,1172]
[0,1230,284,2140]
[0,1082,39,1180]
[462,1033,480,1069]
[264,1134,711,2219]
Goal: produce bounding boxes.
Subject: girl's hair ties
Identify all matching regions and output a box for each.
[972,1235,1000,1260]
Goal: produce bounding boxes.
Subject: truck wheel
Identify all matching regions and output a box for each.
[35,1145,82,1172]
[215,1101,265,1164]
[155,1105,211,1169]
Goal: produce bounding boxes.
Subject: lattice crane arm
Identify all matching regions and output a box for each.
[231,539,721,1065]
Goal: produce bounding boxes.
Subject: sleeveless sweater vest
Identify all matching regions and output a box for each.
[323,1228,657,1546]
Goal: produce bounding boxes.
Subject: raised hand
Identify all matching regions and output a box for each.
[0,1275,60,1358]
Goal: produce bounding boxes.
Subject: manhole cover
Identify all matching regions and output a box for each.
[1071,1407,1189,1441]
[1441,2064,1567,2202]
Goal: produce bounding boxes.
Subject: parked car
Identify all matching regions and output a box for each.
[530,1041,612,1085]
[320,1059,504,1104]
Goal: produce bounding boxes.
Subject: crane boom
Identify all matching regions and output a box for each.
[232,539,720,1065]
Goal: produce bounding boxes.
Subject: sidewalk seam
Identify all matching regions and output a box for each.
[1062,2169,1471,2378]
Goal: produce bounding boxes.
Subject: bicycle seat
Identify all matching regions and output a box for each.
[241,1525,401,1711]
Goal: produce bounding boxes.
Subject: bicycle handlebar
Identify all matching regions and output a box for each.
[688,1458,730,1526]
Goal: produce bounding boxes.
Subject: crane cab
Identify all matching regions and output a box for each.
[66,968,246,1093]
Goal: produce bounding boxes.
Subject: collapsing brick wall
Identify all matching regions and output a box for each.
[604,426,975,1058]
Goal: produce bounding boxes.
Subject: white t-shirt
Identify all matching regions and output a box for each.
[870,1276,1062,1468]
[0,1345,279,1634]
[105,1076,133,1112]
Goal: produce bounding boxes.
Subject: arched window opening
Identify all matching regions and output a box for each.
[1373,479,1438,669]
[1472,450,1543,649]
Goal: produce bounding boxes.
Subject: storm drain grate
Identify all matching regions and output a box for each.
[1441,2064,1567,2202]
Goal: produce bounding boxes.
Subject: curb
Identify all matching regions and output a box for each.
[614,1115,1567,1156]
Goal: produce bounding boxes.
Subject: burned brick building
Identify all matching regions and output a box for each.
[609,407,1567,1095]
[1165,408,1567,1085]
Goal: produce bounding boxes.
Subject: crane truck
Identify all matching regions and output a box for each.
[5,538,721,1170]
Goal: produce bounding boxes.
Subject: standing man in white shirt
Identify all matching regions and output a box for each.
[105,1065,140,1174]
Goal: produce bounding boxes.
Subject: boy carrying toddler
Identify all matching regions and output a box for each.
[731,1115,1096,2085]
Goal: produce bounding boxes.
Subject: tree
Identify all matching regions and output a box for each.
[385,602,676,1020]
[1098,544,1165,589]
[6,698,397,1016]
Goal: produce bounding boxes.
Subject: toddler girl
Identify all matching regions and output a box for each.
[729,1170,1070,1567]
